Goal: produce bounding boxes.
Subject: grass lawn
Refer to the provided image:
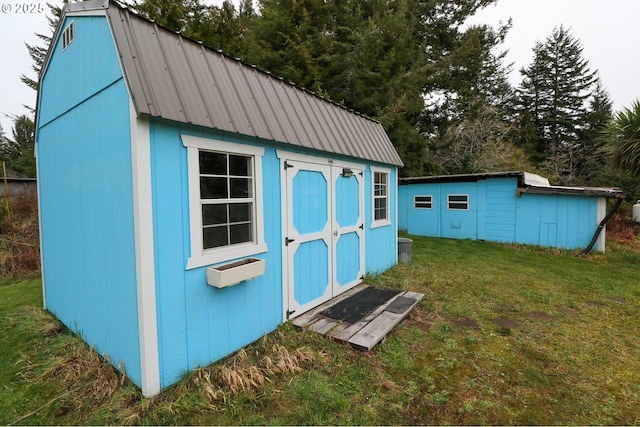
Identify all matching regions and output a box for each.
[1,236,640,425]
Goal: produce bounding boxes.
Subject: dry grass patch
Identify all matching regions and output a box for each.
[192,341,326,400]
[607,204,640,249]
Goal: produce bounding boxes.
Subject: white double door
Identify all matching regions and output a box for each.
[283,159,365,318]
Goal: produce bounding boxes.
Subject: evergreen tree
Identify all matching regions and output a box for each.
[517,25,598,157]
[21,2,63,92]
[0,115,36,178]
[243,0,505,176]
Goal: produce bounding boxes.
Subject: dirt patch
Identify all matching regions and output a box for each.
[584,301,608,309]
[452,317,481,329]
[491,318,521,329]
[525,311,555,321]
[406,309,440,333]
[608,297,628,304]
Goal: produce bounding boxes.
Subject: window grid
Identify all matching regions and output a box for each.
[199,150,255,250]
[373,171,388,221]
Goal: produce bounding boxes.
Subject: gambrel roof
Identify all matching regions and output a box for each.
[44,0,403,166]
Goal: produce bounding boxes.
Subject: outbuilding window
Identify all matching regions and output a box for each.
[414,195,432,209]
[448,194,469,210]
[371,166,391,228]
[183,135,267,269]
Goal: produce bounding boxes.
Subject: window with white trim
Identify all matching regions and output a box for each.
[414,195,432,209]
[62,21,74,50]
[199,151,254,249]
[371,167,391,227]
[183,135,266,269]
[448,194,469,210]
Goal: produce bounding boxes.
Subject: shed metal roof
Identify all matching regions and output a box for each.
[399,171,624,199]
[46,0,403,166]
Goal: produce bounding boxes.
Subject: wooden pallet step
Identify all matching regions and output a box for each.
[347,292,423,351]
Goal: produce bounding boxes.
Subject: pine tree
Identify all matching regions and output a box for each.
[21,2,63,92]
[518,25,598,157]
[0,115,36,178]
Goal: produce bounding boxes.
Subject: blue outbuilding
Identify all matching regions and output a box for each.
[399,172,623,251]
[36,0,403,397]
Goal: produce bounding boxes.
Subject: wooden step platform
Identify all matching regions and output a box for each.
[292,285,424,351]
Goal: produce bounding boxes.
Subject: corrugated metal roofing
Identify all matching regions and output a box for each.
[52,0,402,166]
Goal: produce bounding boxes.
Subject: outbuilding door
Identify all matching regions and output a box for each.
[284,159,364,318]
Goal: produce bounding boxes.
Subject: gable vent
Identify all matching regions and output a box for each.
[62,21,74,50]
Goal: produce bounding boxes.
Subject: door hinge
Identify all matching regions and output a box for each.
[359,170,364,176]
[359,223,364,230]
[285,237,295,246]
[284,160,294,170]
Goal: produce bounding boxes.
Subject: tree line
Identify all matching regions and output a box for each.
[2,0,639,200]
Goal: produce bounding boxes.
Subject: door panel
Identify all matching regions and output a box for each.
[285,160,364,317]
[332,167,364,295]
[286,162,333,315]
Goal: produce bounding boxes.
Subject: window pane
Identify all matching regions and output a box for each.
[449,203,468,210]
[449,195,468,202]
[203,225,228,249]
[230,178,252,198]
[374,198,387,220]
[229,155,251,176]
[202,204,227,226]
[230,223,252,244]
[229,203,252,223]
[199,151,227,175]
[200,177,228,199]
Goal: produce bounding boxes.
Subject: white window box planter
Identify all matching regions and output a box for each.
[206,258,266,288]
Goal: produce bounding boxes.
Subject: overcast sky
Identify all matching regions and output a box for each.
[1,0,638,135]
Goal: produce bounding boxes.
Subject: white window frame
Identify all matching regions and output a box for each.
[371,166,391,228]
[414,195,433,209]
[183,135,267,269]
[447,194,469,210]
[62,21,74,50]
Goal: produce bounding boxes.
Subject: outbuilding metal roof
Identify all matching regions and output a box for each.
[47,0,403,166]
[399,171,624,199]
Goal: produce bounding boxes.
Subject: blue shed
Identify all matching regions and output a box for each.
[35,0,403,397]
[398,172,623,251]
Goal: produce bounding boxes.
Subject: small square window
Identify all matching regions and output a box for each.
[414,195,432,209]
[62,21,74,50]
[448,194,469,210]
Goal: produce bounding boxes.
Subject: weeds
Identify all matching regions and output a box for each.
[0,195,40,277]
